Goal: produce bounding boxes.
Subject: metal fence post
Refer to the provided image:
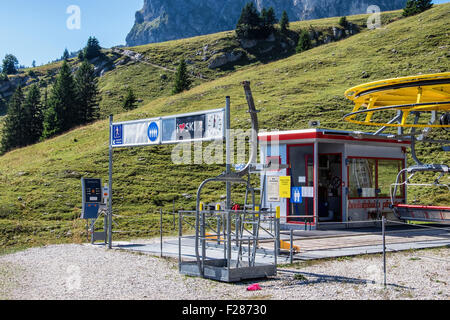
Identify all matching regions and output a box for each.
[382,216,387,287]
[290,229,294,264]
[173,199,176,231]
[160,208,163,257]
[178,211,182,272]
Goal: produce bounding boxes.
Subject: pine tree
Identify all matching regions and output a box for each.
[172,59,192,94]
[0,86,25,154]
[22,84,43,145]
[339,16,349,28]
[84,37,102,60]
[261,7,276,36]
[2,54,19,75]
[62,48,70,61]
[236,2,263,39]
[280,11,290,34]
[403,0,433,17]
[296,30,312,53]
[123,87,137,111]
[75,60,99,124]
[42,61,77,138]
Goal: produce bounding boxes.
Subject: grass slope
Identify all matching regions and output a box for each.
[0,5,449,250]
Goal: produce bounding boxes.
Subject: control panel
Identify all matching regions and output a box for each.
[81,178,103,219]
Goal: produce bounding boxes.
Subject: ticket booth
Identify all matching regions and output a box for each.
[259,129,410,230]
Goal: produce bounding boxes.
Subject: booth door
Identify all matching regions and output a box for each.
[287,145,315,224]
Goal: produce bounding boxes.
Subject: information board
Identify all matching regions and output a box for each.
[267,176,280,202]
[111,109,225,148]
[279,176,291,198]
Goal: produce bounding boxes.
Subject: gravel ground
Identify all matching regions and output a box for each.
[0,243,448,300]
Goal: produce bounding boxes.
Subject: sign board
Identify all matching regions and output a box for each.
[112,109,225,148]
[279,176,291,198]
[112,119,161,148]
[302,186,315,198]
[267,176,280,202]
[291,187,303,204]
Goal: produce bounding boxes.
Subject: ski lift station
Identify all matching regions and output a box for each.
[82,74,449,283]
[258,129,411,230]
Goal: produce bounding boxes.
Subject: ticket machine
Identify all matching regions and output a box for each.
[81,178,103,219]
[81,178,109,243]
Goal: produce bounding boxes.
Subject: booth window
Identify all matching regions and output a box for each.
[378,159,404,198]
[348,159,376,198]
[348,158,404,199]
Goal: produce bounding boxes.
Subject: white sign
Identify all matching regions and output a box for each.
[267,176,280,202]
[302,186,315,198]
[111,118,161,148]
[112,109,225,148]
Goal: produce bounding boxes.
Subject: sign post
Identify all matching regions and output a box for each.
[106,106,227,249]
[108,115,113,249]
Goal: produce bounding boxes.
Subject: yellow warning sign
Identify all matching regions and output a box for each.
[279,176,291,198]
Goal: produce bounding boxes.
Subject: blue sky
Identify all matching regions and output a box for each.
[1,0,448,68]
[1,0,142,67]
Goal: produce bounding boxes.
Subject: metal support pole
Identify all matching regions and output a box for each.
[108,115,113,249]
[227,210,232,272]
[290,230,294,265]
[173,199,176,230]
[104,210,108,245]
[178,212,182,272]
[225,96,232,270]
[382,216,387,287]
[160,208,163,257]
[274,217,278,271]
[225,96,231,210]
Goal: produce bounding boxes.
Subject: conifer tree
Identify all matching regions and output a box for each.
[42,61,77,138]
[22,84,43,145]
[403,0,433,17]
[62,48,70,61]
[280,11,290,34]
[75,60,99,124]
[2,54,19,75]
[123,87,137,111]
[172,59,192,94]
[236,2,263,39]
[1,86,25,154]
[296,30,312,53]
[84,37,102,60]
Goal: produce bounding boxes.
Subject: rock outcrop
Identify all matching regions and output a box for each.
[126,0,407,46]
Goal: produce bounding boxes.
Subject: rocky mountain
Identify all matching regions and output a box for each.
[126,0,407,46]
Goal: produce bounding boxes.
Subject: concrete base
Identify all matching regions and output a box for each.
[180,259,277,282]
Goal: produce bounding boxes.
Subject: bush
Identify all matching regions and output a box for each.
[339,16,349,28]
[296,30,312,53]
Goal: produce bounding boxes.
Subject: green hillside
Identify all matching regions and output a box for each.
[0,4,449,251]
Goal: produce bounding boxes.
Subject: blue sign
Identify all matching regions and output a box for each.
[148,122,159,142]
[112,125,123,145]
[291,187,303,204]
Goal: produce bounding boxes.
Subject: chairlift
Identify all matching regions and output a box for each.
[344,72,450,223]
